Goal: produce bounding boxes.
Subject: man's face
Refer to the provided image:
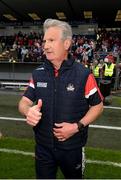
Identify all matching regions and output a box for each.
[43,27,70,62]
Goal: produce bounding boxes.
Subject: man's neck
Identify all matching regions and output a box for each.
[52,55,68,70]
[53,61,63,70]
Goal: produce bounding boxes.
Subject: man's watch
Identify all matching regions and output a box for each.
[77,121,85,132]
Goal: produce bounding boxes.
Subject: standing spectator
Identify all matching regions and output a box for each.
[21,46,28,62]
[92,59,101,85]
[18,18,103,179]
[103,57,116,89]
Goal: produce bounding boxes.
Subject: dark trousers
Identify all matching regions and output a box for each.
[35,144,83,179]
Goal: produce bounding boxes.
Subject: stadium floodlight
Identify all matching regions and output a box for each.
[115,10,121,21]
[84,11,92,19]
[56,12,66,20]
[28,13,41,20]
[3,14,17,21]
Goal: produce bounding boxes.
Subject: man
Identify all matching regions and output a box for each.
[18,19,103,179]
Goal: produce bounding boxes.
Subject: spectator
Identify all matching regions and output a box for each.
[21,46,28,62]
[92,59,101,85]
[103,57,116,89]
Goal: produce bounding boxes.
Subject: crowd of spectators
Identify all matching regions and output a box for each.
[0,28,121,64]
[0,31,43,62]
[0,28,121,91]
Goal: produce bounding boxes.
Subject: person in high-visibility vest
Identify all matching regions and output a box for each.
[103,57,116,89]
[104,59,115,76]
[93,61,100,77]
[92,59,102,86]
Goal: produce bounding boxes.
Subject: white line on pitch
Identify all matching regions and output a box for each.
[0,116,121,130]
[0,148,121,168]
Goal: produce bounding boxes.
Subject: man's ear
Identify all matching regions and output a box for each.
[64,39,72,50]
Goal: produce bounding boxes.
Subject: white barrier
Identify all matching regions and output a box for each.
[0,81,28,90]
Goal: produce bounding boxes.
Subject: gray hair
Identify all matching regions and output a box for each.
[43,18,72,40]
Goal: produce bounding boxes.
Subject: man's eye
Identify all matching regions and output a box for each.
[50,39,54,42]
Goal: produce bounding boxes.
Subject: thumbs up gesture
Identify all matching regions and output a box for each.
[37,99,42,110]
[26,99,43,126]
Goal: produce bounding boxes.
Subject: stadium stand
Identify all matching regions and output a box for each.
[0,29,121,91]
[0,0,121,91]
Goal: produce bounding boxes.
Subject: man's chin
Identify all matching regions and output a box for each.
[46,57,54,61]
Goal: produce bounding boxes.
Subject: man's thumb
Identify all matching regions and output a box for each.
[37,99,42,109]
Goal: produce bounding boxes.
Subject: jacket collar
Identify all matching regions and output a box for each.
[44,58,75,71]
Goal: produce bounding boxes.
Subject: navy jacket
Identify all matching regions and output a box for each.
[24,58,91,150]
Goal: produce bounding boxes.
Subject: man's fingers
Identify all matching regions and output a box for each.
[27,119,38,126]
[37,99,42,109]
[54,123,63,128]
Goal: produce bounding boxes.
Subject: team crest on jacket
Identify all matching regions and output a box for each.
[66,83,75,91]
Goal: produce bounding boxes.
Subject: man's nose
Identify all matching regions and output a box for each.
[44,41,50,50]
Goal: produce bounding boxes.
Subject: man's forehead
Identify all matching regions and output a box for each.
[44,27,62,39]
[44,27,62,34]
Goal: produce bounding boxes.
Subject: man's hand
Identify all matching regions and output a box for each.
[53,122,78,141]
[26,99,42,126]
